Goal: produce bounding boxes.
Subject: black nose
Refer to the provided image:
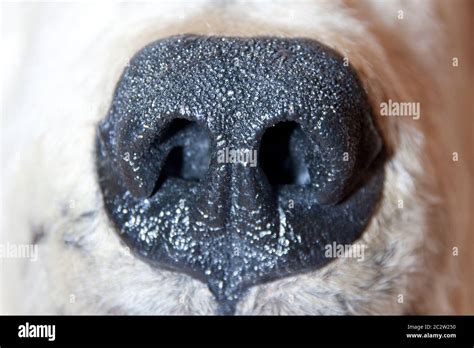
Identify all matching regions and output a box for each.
[97,35,384,314]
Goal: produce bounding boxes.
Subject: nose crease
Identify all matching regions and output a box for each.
[96,35,385,314]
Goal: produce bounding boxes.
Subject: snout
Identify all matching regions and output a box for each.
[96,35,384,314]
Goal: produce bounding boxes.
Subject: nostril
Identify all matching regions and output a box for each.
[96,35,386,313]
[160,147,185,179]
[160,118,193,143]
[259,121,310,186]
[150,119,211,194]
[113,116,211,198]
[152,147,184,194]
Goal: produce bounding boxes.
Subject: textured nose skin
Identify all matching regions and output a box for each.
[96,35,384,314]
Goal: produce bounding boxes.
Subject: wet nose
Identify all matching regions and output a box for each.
[96,35,384,314]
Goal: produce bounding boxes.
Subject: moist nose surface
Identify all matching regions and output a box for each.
[96,35,385,314]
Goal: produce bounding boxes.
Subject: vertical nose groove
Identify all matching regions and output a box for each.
[194,159,229,231]
[229,163,279,235]
[97,35,386,313]
[192,138,280,309]
[195,136,279,237]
